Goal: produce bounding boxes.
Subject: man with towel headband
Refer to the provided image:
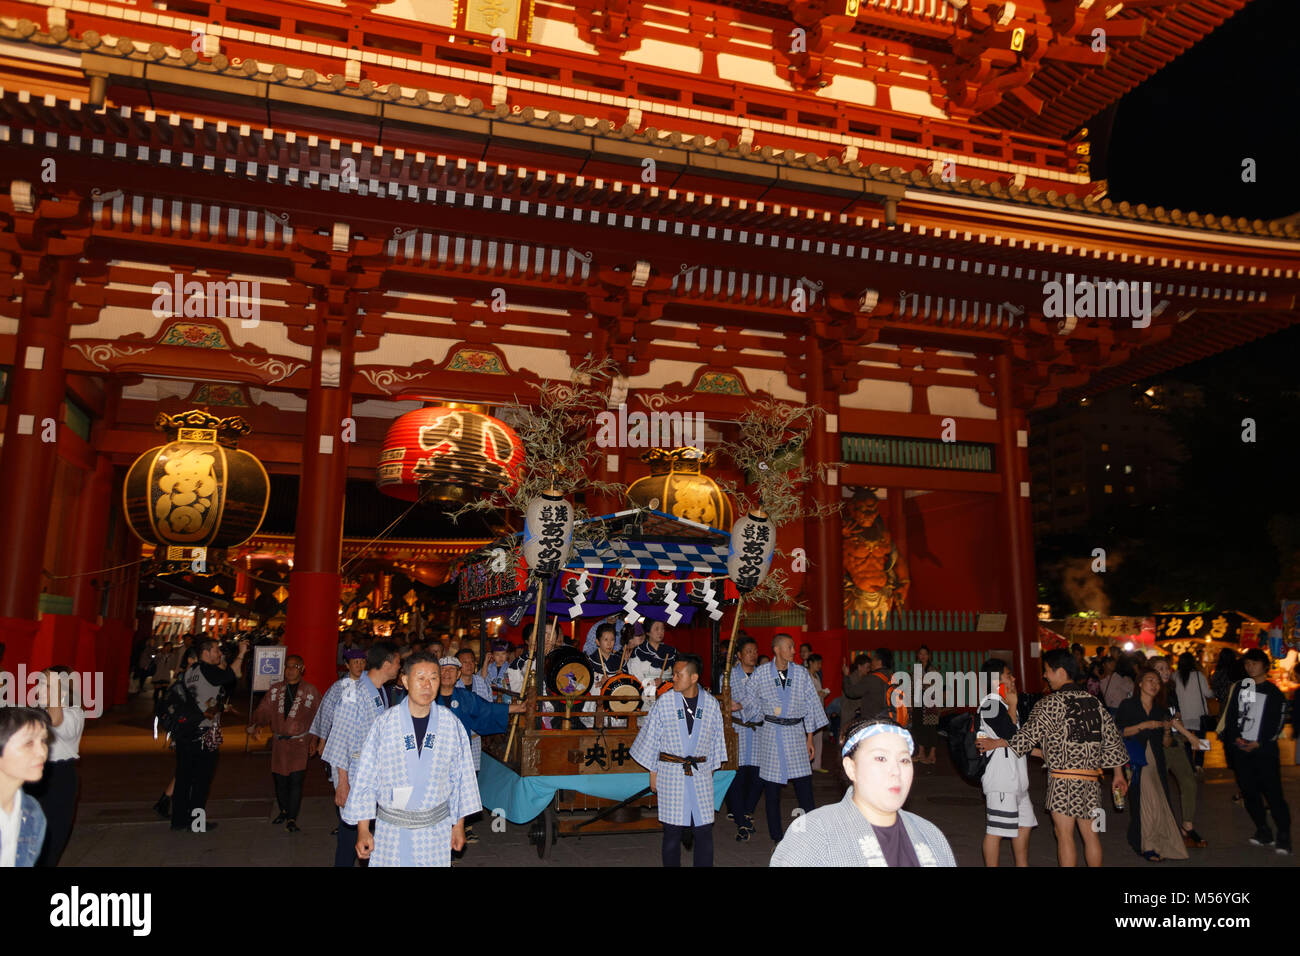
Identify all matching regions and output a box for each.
[771,717,956,867]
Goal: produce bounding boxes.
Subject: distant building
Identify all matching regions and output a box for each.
[1028,383,1198,536]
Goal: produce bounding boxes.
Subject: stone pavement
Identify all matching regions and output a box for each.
[58,691,1298,867]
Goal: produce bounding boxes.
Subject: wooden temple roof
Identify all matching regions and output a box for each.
[0,0,1296,414]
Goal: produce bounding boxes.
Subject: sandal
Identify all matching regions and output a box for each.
[1182,829,1207,848]
[1141,850,1163,862]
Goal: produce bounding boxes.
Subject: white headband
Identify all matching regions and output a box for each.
[841,723,914,758]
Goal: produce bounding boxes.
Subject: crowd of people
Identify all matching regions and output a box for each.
[0,620,1294,868]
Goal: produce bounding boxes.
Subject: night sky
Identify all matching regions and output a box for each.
[1094,0,1300,221]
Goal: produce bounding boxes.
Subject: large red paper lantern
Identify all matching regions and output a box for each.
[377,406,524,503]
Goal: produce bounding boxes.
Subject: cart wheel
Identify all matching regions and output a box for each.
[530,806,556,859]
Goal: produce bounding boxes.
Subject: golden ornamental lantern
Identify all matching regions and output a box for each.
[123,410,270,568]
[626,447,733,530]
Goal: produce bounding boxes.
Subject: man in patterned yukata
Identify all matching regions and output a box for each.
[343,652,480,867]
[321,641,402,866]
[630,654,728,867]
[770,717,956,867]
[309,649,366,757]
[734,633,829,841]
[724,636,764,841]
[977,649,1128,867]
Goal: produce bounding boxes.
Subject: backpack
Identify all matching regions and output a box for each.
[155,673,205,741]
[943,710,987,783]
[874,670,909,728]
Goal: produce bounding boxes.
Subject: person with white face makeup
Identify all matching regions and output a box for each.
[769,717,956,867]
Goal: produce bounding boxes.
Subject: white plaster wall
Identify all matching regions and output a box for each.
[841,378,913,412]
[821,74,877,108]
[372,0,456,25]
[888,86,948,120]
[734,366,804,403]
[498,344,574,382]
[531,16,600,56]
[716,53,795,93]
[358,334,458,369]
[927,385,995,420]
[624,360,702,391]
[624,39,703,74]
[351,398,423,419]
[120,379,195,402]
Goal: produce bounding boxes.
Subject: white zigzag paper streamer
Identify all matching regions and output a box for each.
[568,570,589,619]
[702,579,723,621]
[622,580,642,624]
[664,582,682,626]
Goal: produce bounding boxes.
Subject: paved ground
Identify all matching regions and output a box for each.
[59,691,1299,867]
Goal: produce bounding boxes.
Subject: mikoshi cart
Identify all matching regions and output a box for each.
[456,510,740,858]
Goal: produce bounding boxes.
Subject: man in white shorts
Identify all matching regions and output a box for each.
[978,657,1037,866]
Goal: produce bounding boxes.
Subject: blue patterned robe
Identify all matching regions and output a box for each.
[484,661,511,694]
[455,675,498,771]
[734,662,828,784]
[321,673,392,787]
[341,700,480,867]
[630,689,727,827]
[309,675,356,744]
[729,664,760,767]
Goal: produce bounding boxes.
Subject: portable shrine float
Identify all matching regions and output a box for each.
[457,508,747,857]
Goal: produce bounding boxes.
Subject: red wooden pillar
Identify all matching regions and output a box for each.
[995,351,1037,690]
[284,327,355,688]
[803,335,843,633]
[70,455,114,621]
[0,255,76,667]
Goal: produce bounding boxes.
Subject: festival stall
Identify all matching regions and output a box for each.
[457,509,745,857]
[1154,610,1265,670]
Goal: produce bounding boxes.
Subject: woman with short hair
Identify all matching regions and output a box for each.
[770,717,956,867]
[0,708,52,868]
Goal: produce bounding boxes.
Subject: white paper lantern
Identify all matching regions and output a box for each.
[727,510,776,593]
[522,490,574,576]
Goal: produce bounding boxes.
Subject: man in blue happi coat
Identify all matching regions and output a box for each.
[630,654,728,867]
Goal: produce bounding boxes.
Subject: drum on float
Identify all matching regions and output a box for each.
[545,647,594,698]
[598,673,643,713]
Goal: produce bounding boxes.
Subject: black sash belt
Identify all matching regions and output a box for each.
[658,753,706,776]
[765,715,803,726]
[731,717,764,729]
